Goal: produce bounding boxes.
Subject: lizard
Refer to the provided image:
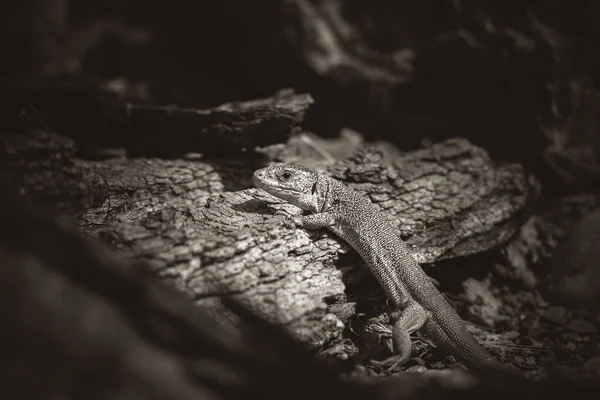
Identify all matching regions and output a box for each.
[253,162,524,378]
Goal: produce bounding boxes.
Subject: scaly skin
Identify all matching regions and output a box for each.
[253,163,523,378]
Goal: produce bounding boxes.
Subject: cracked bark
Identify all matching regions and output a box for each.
[75,137,537,351]
[28,87,314,158]
[0,124,542,398]
[0,190,370,400]
[0,186,588,400]
[1,111,537,353]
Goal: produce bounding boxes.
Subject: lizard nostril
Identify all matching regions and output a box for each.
[253,170,265,182]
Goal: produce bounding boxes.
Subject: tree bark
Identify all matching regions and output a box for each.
[1,92,536,355]
[75,137,536,350]
[0,185,592,400]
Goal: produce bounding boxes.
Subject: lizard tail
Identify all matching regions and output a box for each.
[422,314,527,381]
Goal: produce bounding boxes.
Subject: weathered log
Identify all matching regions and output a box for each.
[79,137,537,358]
[1,116,537,363]
[0,87,313,213]
[0,189,370,400]
[0,183,596,399]
[29,87,313,157]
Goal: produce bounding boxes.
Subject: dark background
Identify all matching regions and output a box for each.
[2,0,599,188]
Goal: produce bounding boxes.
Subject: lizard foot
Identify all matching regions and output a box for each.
[369,354,411,371]
[372,302,429,371]
[283,215,303,229]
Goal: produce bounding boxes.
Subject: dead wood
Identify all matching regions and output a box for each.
[76,137,537,353]
[0,87,313,212]
[0,189,370,400]
[0,181,594,400]
[26,87,313,158]
[1,108,537,359]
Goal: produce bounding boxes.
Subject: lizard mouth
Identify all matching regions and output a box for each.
[252,170,271,188]
[260,184,303,196]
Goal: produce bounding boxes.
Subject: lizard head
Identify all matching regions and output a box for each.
[253,163,320,212]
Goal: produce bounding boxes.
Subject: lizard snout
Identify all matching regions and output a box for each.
[253,169,267,187]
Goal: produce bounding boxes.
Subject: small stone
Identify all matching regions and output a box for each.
[582,356,600,376]
[562,332,582,342]
[541,337,555,347]
[504,330,520,340]
[513,355,525,364]
[429,362,446,370]
[519,336,534,345]
[443,355,457,364]
[406,357,425,367]
[525,328,545,340]
[405,365,428,373]
[566,320,598,335]
[525,356,537,366]
[542,306,570,325]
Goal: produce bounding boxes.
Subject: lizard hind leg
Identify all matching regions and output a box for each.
[371,302,429,369]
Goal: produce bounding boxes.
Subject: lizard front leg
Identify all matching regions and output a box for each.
[293,212,335,230]
[372,301,430,368]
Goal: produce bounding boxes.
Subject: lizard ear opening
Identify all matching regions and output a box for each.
[311,180,317,195]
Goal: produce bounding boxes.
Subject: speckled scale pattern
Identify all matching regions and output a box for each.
[322,177,509,373]
[253,163,519,376]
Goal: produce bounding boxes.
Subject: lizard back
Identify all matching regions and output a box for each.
[324,177,516,375]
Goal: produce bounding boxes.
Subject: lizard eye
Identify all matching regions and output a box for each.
[280,171,292,180]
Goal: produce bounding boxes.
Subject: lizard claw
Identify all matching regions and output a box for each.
[283,215,303,229]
